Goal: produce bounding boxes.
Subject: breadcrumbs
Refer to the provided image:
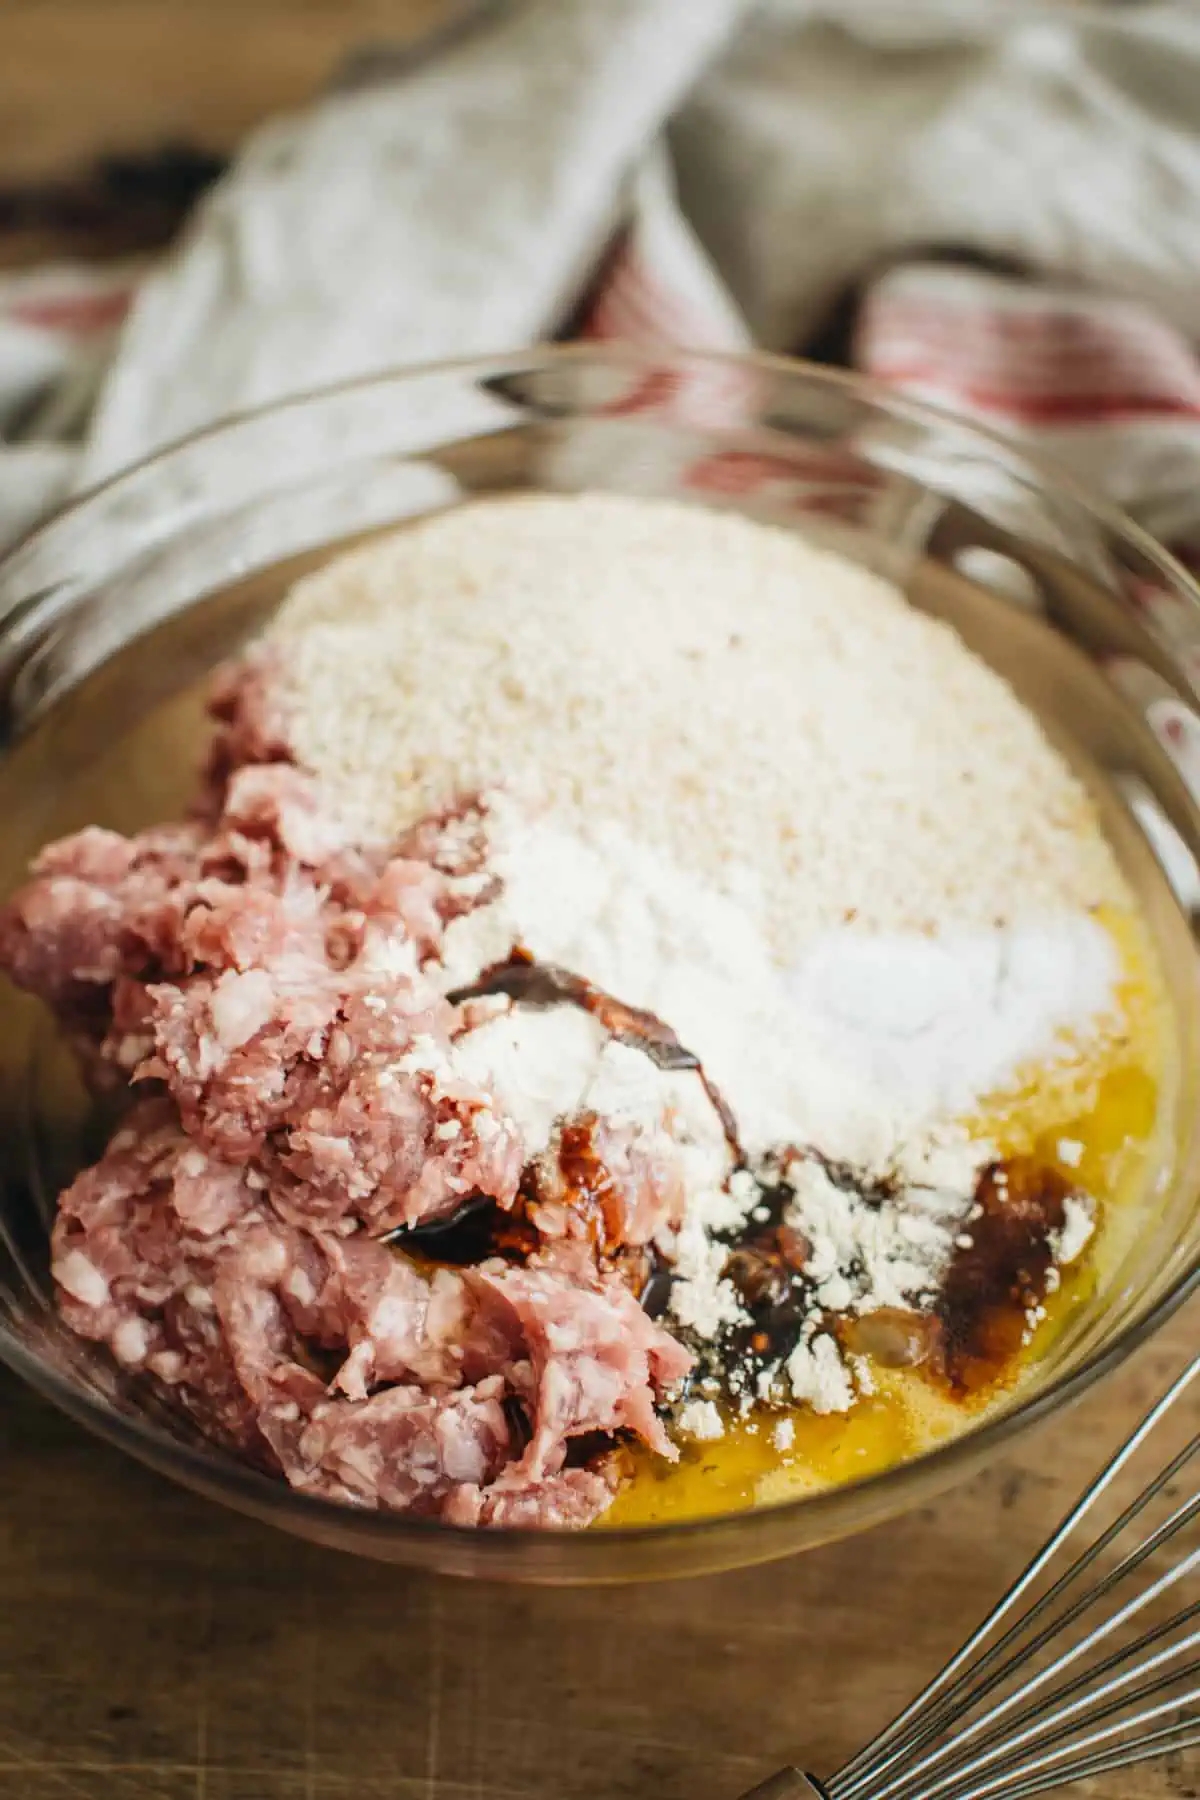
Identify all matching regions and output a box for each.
[268,492,1127,955]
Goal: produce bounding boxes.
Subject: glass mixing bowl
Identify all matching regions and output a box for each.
[1,344,1199,1583]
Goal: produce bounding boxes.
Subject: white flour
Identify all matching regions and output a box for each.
[437,801,1111,1389]
[441,800,1119,1176]
[271,494,1128,954]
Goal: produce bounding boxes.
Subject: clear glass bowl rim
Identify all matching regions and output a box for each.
[1,339,1198,1572]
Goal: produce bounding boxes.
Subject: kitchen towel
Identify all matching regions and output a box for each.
[4,0,1200,564]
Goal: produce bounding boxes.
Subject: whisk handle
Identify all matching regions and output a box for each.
[736,1769,829,1800]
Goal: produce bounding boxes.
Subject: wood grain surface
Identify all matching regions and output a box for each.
[0,6,1197,1799]
[1,1,451,182]
[0,0,459,264]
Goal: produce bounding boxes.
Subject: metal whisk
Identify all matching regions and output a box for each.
[740,1352,1200,1800]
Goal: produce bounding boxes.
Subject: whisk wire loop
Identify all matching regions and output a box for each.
[944,1701,1200,1800]
[917,1618,1200,1792]
[799,1352,1200,1800]
[864,1536,1200,1800]
[833,1357,1200,1798]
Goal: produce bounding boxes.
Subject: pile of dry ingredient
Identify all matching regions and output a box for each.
[0,493,1163,1529]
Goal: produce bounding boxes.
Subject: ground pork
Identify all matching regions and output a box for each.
[48,1095,688,1523]
[5,738,524,1236]
[463,1262,691,1467]
[0,673,495,1085]
[144,940,524,1234]
[444,1463,619,1529]
[0,659,697,1528]
[522,1111,687,1259]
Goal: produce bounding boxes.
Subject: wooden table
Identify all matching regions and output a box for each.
[0,5,1196,1796]
[2,1,451,184]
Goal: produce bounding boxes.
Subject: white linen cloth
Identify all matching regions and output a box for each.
[3,1,1200,553]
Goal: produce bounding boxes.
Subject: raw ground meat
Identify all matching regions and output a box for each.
[522,1111,687,1259]
[463,1263,691,1467]
[1,657,694,1528]
[145,948,526,1235]
[50,1098,683,1519]
[444,1463,619,1529]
